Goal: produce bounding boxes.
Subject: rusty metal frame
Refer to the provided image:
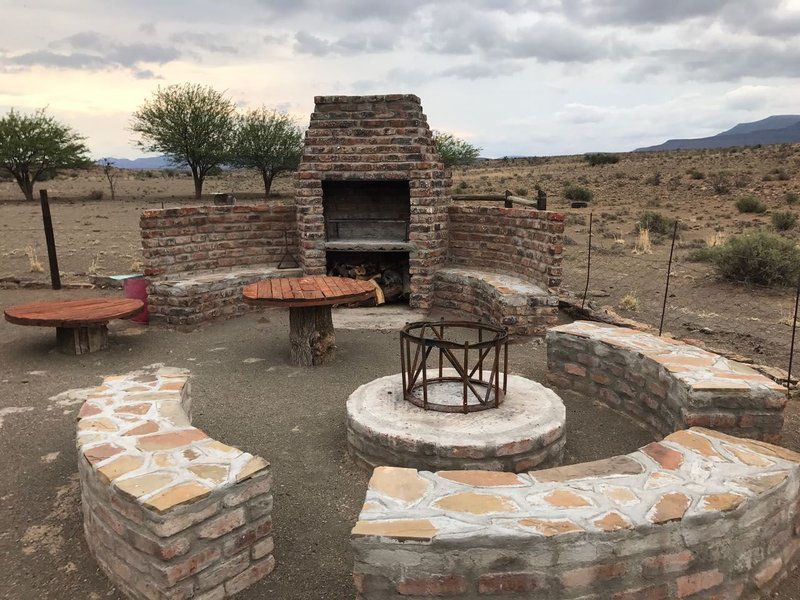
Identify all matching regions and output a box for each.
[400,319,509,413]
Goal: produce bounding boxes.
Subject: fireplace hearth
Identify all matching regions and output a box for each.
[295,94,450,310]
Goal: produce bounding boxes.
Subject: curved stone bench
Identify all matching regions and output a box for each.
[148,265,301,328]
[433,268,558,336]
[351,427,800,599]
[547,321,786,441]
[75,365,274,599]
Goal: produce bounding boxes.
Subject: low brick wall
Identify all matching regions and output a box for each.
[434,206,564,335]
[352,428,800,599]
[447,205,564,289]
[140,204,299,327]
[141,204,297,278]
[74,366,274,599]
[433,268,558,335]
[547,321,786,441]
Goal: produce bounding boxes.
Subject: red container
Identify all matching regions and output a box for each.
[123,277,149,324]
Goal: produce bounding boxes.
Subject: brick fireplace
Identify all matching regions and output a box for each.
[295,94,450,309]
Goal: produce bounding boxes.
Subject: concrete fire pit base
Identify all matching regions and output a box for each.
[346,370,566,472]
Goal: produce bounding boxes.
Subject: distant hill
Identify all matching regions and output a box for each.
[636,115,800,152]
[95,156,178,170]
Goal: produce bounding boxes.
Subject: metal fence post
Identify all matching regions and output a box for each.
[658,220,678,336]
[787,271,800,398]
[581,212,593,310]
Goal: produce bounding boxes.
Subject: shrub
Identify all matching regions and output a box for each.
[710,231,800,286]
[735,194,767,214]
[645,172,662,186]
[771,167,790,181]
[454,180,468,193]
[564,184,593,203]
[584,152,619,166]
[771,211,797,231]
[709,172,730,194]
[88,189,104,200]
[687,246,718,262]
[687,168,705,180]
[637,211,677,235]
[784,191,799,205]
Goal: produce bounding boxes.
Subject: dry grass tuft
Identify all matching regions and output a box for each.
[25,246,44,273]
[619,293,640,312]
[632,228,652,254]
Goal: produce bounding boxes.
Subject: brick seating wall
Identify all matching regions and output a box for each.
[547,321,787,441]
[74,366,274,599]
[140,204,299,327]
[434,206,564,334]
[351,428,800,599]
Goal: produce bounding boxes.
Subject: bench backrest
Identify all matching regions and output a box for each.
[447,205,564,289]
[140,204,298,277]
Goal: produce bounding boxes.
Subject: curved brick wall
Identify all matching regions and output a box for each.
[74,366,274,599]
[447,205,565,289]
[547,321,786,441]
[351,428,800,599]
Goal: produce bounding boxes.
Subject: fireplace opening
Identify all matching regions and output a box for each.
[323,180,411,252]
[326,251,410,304]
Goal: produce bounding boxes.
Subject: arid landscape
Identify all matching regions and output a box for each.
[3,142,800,370]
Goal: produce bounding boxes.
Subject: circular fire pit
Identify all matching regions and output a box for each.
[346,369,566,472]
[400,320,508,413]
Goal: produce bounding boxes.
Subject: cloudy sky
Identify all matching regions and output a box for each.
[1,0,799,158]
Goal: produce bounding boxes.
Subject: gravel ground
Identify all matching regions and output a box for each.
[0,288,797,599]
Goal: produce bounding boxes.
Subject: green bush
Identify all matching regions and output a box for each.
[687,246,718,263]
[584,153,619,166]
[637,211,678,235]
[709,230,800,286]
[771,211,797,231]
[785,191,799,205]
[564,184,593,203]
[687,168,705,180]
[735,194,767,214]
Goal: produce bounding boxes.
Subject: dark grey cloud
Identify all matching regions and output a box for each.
[257,0,428,23]
[641,41,800,81]
[437,62,522,80]
[0,31,177,77]
[294,31,394,56]
[170,31,238,55]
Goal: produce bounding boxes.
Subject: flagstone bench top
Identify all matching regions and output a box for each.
[550,321,784,394]
[352,427,800,543]
[76,365,269,514]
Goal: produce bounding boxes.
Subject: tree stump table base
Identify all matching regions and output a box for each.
[243,275,377,367]
[289,306,335,366]
[56,325,110,355]
[4,298,144,356]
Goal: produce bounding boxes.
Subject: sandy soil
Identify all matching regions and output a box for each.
[0,290,795,599]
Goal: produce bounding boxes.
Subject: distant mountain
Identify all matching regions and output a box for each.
[636,115,800,152]
[95,156,179,170]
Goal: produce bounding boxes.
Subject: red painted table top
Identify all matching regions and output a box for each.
[4,298,144,327]
[243,276,376,308]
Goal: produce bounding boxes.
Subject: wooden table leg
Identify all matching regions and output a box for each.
[289,306,335,366]
[56,324,109,355]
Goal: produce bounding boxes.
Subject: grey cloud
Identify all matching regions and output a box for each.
[437,62,522,80]
[294,31,394,56]
[257,0,427,23]
[0,31,180,73]
[644,40,800,82]
[170,31,238,55]
[562,0,732,26]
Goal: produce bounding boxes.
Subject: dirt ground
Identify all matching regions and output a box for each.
[0,288,797,599]
[1,148,800,597]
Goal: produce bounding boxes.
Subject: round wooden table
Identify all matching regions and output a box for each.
[243,276,376,366]
[4,298,144,355]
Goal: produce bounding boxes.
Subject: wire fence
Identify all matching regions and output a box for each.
[564,211,800,397]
